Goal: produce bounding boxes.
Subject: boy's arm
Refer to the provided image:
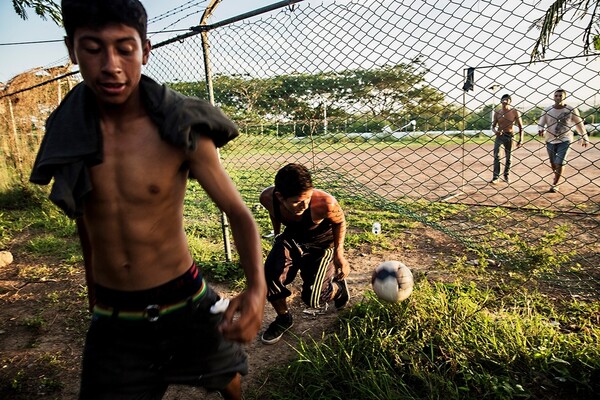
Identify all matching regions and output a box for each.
[515,110,524,145]
[259,187,281,235]
[571,108,589,145]
[491,111,499,135]
[537,112,547,136]
[75,217,95,312]
[318,193,350,279]
[188,135,266,343]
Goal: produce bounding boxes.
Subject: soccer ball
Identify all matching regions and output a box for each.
[371,260,414,302]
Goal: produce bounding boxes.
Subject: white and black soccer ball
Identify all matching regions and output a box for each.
[371,260,414,302]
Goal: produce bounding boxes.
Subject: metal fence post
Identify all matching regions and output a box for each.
[200,0,233,262]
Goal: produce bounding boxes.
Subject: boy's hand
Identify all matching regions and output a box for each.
[219,287,266,343]
[334,251,350,280]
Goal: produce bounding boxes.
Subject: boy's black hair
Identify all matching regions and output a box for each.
[61,0,148,41]
[501,94,512,102]
[275,164,314,199]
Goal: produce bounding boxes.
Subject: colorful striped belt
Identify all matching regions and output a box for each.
[93,278,207,322]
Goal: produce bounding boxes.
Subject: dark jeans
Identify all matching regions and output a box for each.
[493,134,513,179]
[79,286,247,400]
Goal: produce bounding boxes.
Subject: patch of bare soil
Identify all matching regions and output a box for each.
[0,223,464,400]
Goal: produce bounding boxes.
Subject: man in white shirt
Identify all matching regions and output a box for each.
[537,89,589,193]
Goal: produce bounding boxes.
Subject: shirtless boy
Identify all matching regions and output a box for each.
[29,1,265,399]
[259,163,350,344]
[490,94,524,184]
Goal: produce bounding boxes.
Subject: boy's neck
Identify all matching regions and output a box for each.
[96,86,144,119]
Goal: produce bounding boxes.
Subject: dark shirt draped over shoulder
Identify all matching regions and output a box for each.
[29,75,239,218]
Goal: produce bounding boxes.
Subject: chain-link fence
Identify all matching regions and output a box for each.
[1,0,598,294]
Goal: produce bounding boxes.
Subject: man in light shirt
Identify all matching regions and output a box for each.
[537,89,589,193]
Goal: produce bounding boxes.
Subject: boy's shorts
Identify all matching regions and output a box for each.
[79,283,247,399]
[546,141,571,165]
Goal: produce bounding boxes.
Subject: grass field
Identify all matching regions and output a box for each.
[1,175,598,399]
[0,134,598,399]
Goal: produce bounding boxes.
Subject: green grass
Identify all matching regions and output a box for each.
[255,281,599,400]
[2,353,65,395]
[1,170,598,400]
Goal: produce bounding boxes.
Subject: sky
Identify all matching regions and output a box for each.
[1,0,598,111]
[0,0,269,83]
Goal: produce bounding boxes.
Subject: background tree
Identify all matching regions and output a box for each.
[213,74,278,122]
[465,104,495,130]
[531,0,600,60]
[521,106,546,126]
[169,61,452,135]
[330,58,447,130]
[12,0,61,24]
[201,61,451,135]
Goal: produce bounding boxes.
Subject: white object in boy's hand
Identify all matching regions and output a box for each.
[210,298,230,314]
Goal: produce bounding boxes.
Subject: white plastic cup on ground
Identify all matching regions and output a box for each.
[372,222,381,235]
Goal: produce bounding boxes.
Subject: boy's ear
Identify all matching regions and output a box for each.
[142,39,151,65]
[64,37,78,64]
[274,191,284,203]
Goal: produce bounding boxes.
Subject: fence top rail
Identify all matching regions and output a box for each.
[467,52,600,71]
[0,0,304,99]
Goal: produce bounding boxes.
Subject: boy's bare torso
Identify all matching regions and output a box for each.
[83,109,193,290]
[496,107,519,133]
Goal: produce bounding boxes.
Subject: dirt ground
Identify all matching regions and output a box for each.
[0,222,464,400]
[228,139,600,212]
[167,224,463,400]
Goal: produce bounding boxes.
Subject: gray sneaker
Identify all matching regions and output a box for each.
[261,313,293,345]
